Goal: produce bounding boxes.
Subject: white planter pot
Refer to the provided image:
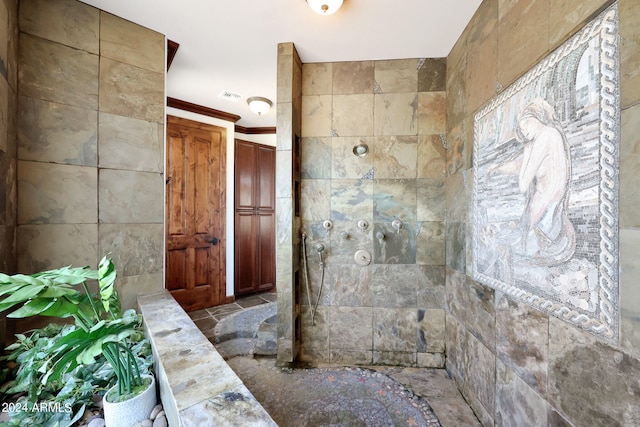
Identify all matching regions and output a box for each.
[103,374,157,427]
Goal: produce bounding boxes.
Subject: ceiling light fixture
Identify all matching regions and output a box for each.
[247,97,272,116]
[306,0,343,15]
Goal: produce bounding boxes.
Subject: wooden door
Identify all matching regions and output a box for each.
[166,116,226,311]
[234,140,275,295]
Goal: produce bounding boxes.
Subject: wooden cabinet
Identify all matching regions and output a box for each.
[234,140,276,295]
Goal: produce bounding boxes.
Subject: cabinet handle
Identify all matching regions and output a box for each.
[208,237,219,245]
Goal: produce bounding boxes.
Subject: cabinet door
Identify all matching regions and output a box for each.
[235,140,257,210]
[256,212,275,291]
[234,211,257,295]
[256,145,276,210]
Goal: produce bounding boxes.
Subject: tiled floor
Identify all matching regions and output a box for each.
[187,291,276,342]
[190,292,481,427]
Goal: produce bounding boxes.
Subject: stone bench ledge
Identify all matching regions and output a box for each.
[138,291,277,427]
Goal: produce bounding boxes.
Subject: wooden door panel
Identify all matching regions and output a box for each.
[257,212,275,290]
[256,146,276,210]
[234,211,256,295]
[166,116,226,312]
[167,132,187,237]
[235,140,256,210]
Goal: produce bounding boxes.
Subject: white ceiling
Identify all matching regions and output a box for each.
[79,0,482,128]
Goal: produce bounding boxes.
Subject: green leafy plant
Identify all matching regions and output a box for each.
[0,257,153,425]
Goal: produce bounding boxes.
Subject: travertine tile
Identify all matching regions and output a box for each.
[331,136,374,179]
[98,112,162,173]
[327,220,372,262]
[117,272,162,311]
[372,350,416,366]
[332,61,374,95]
[371,264,417,308]
[332,94,374,137]
[416,221,445,266]
[18,161,97,224]
[330,306,372,350]
[302,62,332,96]
[373,307,417,352]
[444,305,468,379]
[445,220,466,273]
[372,135,417,179]
[373,179,417,222]
[495,295,548,394]
[417,179,445,221]
[445,171,466,222]
[99,223,163,276]
[415,265,445,308]
[372,221,417,265]
[620,228,640,357]
[330,179,373,221]
[548,317,640,426]
[301,95,332,137]
[620,103,640,228]
[417,134,446,179]
[620,0,640,109]
[300,305,329,351]
[463,332,496,417]
[418,58,447,92]
[300,137,331,179]
[100,11,164,73]
[374,59,418,94]
[418,92,446,135]
[374,92,417,136]
[17,223,98,272]
[276,103,292,150]
[19,0,99,54]
[275,150,292,198]
[99,169,163,223]
[328,264,372,307]
[277,45,293,104]
[446,122,465,177]
[18,96,97,166]
[99,57,164,123]
[19,33,98,109]
[497,0,549,87]
[445,272,496,352]
[549,0,608,48]
[417,308,445,353]
[329,349,373,365]
[300,179,330,221]
[466,0,498,114]
[495,360,548,427]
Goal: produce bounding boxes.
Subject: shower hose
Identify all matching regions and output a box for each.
[301,232,324,326]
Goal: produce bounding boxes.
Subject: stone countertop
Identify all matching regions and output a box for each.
[138,291,277,427]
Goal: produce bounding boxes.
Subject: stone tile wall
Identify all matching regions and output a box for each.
[275,42,302,365]
[295,58,447,367]
[0,0,18,347]
[445,0,640,425]
[15,0,165,311]
[0,0,17,275]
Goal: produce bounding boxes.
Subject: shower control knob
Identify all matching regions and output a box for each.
[376,231,385,240]
[354,249,372,266]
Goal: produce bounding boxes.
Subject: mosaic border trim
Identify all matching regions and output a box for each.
[472,4,620,342]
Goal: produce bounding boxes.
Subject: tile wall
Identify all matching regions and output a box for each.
[293,57,448,367]
[15,0,165,310]
[0,0,17,348]
[445,0,640,425]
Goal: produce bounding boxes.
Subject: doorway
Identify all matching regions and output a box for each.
[165,116,226,311]
[234,139,276,296]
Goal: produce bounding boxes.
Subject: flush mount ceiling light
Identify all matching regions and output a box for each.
[247,97,272,116]
[306,0,343,15]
